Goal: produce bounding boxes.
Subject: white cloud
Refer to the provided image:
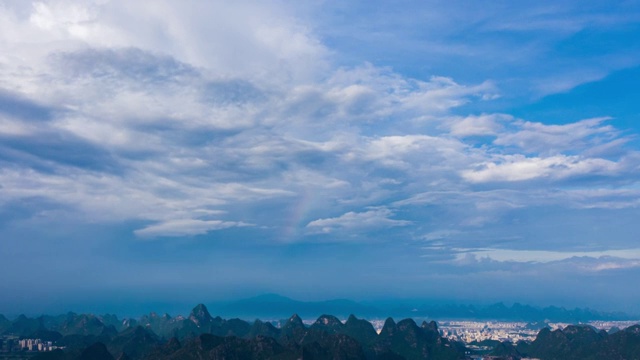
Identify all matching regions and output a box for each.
[532,69,609,96]
[456,248,640,272]
[461,154,619,183]
[449,113,509,137]
[356,134,469,170]
[493,117,618,155]
[0,115,39,136]
[590,260,640,271]
[423,230,463,241]
[134,219,251,238]
[459,248,640,263]
[306,208,411,234]
[561,188,640,209]
[0,0,329,90]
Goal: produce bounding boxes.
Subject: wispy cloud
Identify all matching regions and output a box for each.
[134,219,252,238]
[448,114,509,137]
[461,155,619,183]
[306,208,411,234]
[493,117,620,154]
[455,248,640,264]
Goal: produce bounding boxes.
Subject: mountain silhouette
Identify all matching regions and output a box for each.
[520,324,640,360]
[6,304,640,359]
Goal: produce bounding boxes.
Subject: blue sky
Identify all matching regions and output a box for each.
[1,0,640,316]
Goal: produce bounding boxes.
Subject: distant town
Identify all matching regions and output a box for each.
[0,336,64,353]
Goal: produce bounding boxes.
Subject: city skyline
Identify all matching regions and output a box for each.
[1,0,640,315]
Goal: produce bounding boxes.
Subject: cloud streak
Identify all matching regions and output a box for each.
[461,155,619,183]
[134,219,252,238]
[306,208,411,234]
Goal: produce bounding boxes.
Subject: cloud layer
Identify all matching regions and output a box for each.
[1,0,640,312]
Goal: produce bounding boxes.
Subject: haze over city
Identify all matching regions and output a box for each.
[1,0,640,317]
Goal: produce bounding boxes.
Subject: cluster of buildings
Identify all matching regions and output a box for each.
[0,336,63,354]
[438,321,539,343]
[436,320,640,344]
[17,338,62,352]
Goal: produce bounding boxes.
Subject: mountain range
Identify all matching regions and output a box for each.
[3,304,463,360]
[2,303,640,359]
[2,295,632,324]
[210,294,633,322]
[514,323,640,359]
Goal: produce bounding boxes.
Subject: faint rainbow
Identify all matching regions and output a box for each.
[280,188,314,242]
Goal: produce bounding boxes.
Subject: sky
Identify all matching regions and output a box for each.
[1,0,640,316]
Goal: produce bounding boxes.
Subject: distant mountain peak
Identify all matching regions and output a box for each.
[192,303,209,313]
[379,317,397,337]
[189,304,213,327]
[627,325,640,334]
[397,318,417,327]
[421,320,438,332]
[281,314,305,336]
[315,314,343,327]
[383,317,396,327]
[288,314,303,324]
